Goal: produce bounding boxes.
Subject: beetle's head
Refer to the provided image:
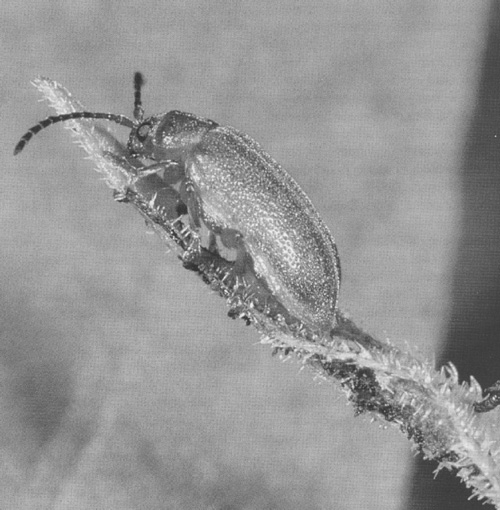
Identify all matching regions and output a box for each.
[127,111,218,161]
[14,72,219,163]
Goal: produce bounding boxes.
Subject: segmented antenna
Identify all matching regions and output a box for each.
[133,72,145,122]
[14,111,135,155]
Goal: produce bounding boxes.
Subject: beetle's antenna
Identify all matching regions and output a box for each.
[14,111,135,155]
[133,72,145,122]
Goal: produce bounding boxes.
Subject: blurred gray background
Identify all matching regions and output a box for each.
[1,1,497,509]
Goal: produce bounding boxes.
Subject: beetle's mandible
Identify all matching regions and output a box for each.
[15,72,341,334]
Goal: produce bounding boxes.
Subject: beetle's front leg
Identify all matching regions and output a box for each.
[103,152,184,184]
[135,160,184,185]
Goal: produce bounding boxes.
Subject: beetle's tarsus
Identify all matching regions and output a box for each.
[181,236,203,267]
[102,151,139,178]
[113,189,131,203]
[473,380,500,413]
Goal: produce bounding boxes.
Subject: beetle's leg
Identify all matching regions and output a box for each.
[179,179,203,230]
[102,152,183,184]
[102,151,140,176]
[219,229,250,275]
[135,160,184,185]
[134,172,188,220]
[474,380,500,413]
[152,187,187,222]
[113,189,131,203]
[207,231,218,253]
[178,179,204,266]
[103,152,181,179]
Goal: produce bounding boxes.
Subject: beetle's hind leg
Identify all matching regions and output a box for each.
[218,229,249,276]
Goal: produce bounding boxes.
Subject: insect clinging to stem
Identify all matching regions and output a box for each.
[15,72,341,335]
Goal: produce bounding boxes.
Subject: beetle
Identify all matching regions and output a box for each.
[14,72,341,334]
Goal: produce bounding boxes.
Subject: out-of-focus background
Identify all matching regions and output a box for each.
[1,1,498,509]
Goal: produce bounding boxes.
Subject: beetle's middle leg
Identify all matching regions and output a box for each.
[178,179,205,266]
[133,159,189,222]
[177,181,252,278]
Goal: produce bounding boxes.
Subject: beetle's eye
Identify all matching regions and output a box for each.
[136,123,151,142]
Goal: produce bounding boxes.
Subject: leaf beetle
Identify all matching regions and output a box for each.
[15,72,341,334]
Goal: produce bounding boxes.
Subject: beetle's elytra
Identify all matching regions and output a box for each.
[15,72,341,334]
